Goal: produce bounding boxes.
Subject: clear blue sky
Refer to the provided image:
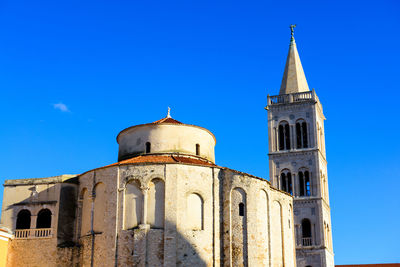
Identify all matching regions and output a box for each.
[0,0,399,264]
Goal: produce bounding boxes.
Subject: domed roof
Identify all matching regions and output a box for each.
[116,109,216,162]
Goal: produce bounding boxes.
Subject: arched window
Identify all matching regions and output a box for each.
[195,144,200,156]
[296,119,308,149]
[16,209,31,229]
[301,218,312,246]
[299,170,311,196]
[187,193,204,230]
[280,170,292,195]
[36,209,51,228]
[145,142,151,153]
[278,121,291,150]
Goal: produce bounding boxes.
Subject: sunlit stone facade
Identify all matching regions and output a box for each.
[0,32,334,267]
[1,116,296,267]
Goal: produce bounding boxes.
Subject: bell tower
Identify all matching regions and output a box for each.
[266,26,334,267]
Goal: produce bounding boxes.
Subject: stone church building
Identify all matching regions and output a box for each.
[0,32,334,267]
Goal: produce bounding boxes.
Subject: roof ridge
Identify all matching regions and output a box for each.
[152,117,183,124]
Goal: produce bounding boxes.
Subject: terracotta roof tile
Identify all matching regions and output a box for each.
[106,154,216,167]
[152,117,183,124]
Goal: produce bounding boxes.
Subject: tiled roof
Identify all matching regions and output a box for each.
[152,117,183,124]
[107,154,216,167]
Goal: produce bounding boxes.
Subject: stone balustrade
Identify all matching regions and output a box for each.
[14,228,52,239]
[267,90,318,106]
[302,237,312,246]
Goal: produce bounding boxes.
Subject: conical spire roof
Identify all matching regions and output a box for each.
[279,30,310,95]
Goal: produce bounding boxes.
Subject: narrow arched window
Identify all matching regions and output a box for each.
[145,142,151,153]
[280,170,292,195]
[301,218,312,246]
[299,171,305,196]
[36,209,52,228]
[287,172,292,195]
[16,209,31,229]
[278,121,291,150]
[296,122,302,149]
[302,122,308,148]
[281,173,287,192]
[278,124,285,150]
[296,119,308,149]
[284,123,291,150]
[195,144,200,156]
[299,169,311,196]
[305,171,311,196]
[239,202,245,216]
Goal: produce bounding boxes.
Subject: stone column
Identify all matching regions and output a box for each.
[30,214,38,229]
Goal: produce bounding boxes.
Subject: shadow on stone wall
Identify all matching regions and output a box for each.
[102,220,208,266]
[5,182,208,266]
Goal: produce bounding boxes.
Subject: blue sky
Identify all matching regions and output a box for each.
[0,0,399,264]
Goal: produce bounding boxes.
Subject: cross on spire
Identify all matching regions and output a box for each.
[290,24,296,42]
[167,107,171,118]
[279,24,310,95]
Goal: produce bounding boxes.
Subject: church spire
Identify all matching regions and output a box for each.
[279,25,310,95]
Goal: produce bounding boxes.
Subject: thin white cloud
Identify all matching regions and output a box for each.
[53,103,70,112]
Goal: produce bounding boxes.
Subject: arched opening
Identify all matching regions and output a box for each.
[281,173,287,192]
[302,121,308,148]
[36,209,52,228]
[278,124,285,150]
[187,193,204,230]
[305,171,310,196]
[296,122,302,149]
[299,171,304,196]
[296,119,308,149]
[195,144,200,156]
[145,142,151,153]
[299,170,311,196]
[16,209,31,229]
[278,121,291,150]
[301,218,312,246]
[281,170,292,195]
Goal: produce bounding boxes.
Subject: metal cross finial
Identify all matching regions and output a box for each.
[290,24,296,41]
[167,107,171,118]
